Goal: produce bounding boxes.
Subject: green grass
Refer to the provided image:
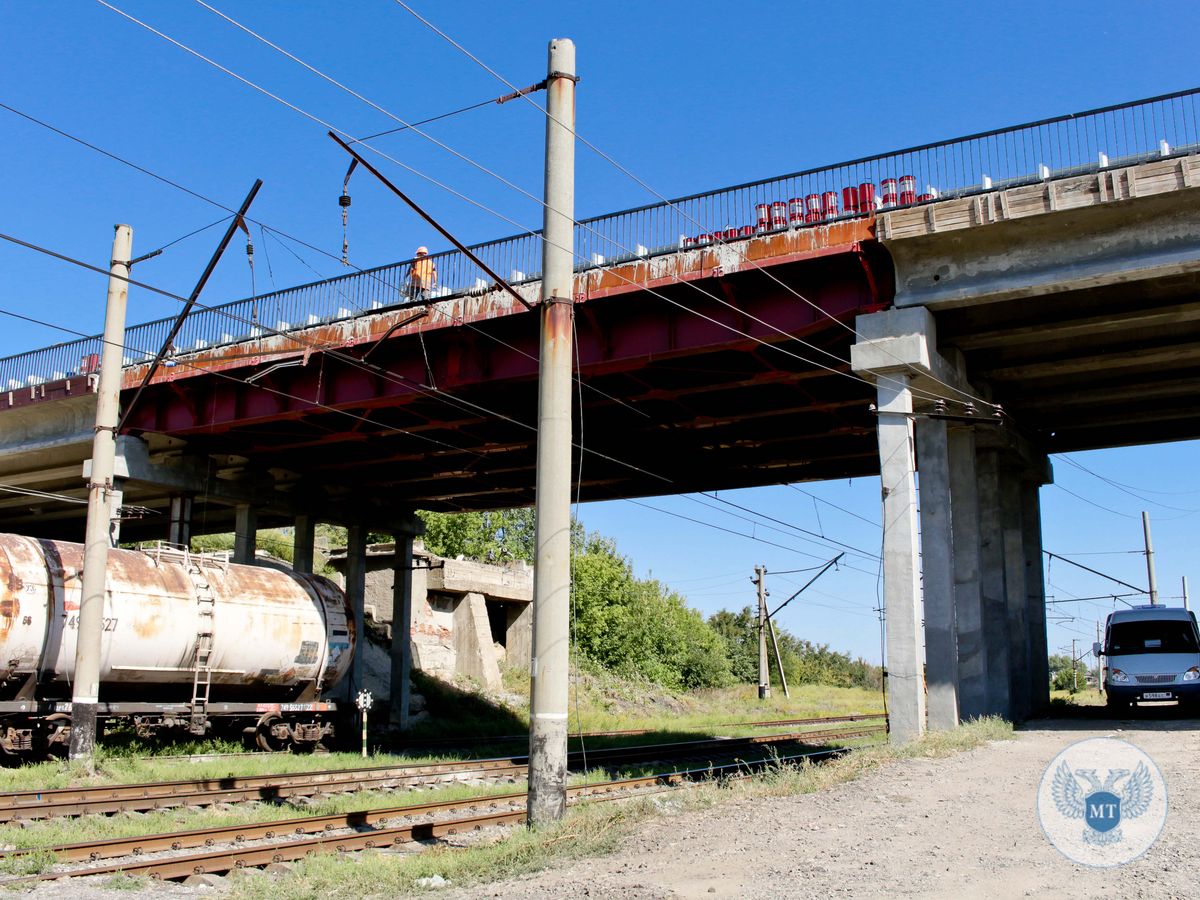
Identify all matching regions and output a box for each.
[229,718,1010,898]
[423,663,884,739]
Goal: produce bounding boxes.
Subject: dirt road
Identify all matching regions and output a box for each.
[456,718,1197,899]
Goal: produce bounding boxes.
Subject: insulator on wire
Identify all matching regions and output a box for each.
[339,191,352,266]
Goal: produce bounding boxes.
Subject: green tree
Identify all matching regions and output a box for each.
[417,508,540,563]
[1048,652,1078,692]
[570,533,732,690]
[709,607,758,683]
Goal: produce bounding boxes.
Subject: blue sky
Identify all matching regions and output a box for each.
[1,1,1197,663]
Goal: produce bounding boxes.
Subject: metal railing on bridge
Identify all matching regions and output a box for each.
[3,86,1198,390]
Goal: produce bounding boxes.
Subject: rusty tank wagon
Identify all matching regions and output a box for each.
[0,533,355,758]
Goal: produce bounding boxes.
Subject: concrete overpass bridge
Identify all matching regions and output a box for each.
[2,87,1198,739]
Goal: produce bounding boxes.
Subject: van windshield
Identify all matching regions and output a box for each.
[1108,620,1199,655]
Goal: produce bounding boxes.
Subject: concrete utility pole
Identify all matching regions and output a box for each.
[1096,621,1103,696]
[1142,511,1159,606]
[756,565,771,700]
[1183,576,1190,612]
[1071,639,1079,693]
[70,224,132,764]
[528,37,576,828]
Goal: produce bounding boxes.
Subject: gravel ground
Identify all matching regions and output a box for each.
[446,717,1198,899]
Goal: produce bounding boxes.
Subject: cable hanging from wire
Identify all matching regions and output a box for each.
[118,0,978,414]
[388,0,999,414]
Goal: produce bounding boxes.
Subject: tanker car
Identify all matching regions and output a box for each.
[0,533,355,759]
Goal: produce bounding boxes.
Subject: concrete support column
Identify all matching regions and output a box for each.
[876,374,926,743]
[1000,466,1031,722]
[915,417,958,730]
[1021,480,1051,715]
[389,532,414,730]
[233,503,257,565]
[168,495,193,549]
[949,426,988,720]
[345,524,368,700]
[976,450,1011,718]
[293,515,316,574]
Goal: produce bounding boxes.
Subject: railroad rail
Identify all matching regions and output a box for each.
[390,712,887,749]
[3,744,855,882]
[0,725,885,821]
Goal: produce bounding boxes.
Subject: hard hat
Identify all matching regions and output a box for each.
[416,246,428,254]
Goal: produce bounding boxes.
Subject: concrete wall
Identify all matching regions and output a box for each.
[328,541,532,698]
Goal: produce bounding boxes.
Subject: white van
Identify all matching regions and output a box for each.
[1094,606,1200,709]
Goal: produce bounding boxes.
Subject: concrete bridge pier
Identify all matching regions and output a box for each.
[233,503,257,565]
[167,494,193,548]
[1022,481,1051,715]
[389,529,416,730]
[852,307,1056,740]
[344,523,368,701]
[915,417,958,731]
[949,425,988,721]
[292,514,315,574]
[976,450,1012,718]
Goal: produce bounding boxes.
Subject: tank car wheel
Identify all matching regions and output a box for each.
[41,720,72,763]
[254,714,291,753]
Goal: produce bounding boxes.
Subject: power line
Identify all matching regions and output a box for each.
[1050,483,1138,519]
[0,232,670,489]
[388,0,998,414]
[0,483,88,505]
[1055,453,1200,513]
[696,492,879,561]
[113,0,972,413]
[786,483,879,527]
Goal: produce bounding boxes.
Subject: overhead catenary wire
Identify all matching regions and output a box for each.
[678,493,880,567]
[0,303,488,462]
[3,51,912,535]
[0,99,644,419]
[11,15,926,564]
[0,231,671,488]
[0,483,89,505]
[388,0,999,414]
[1055,453,1200,514]
[103,0,977,414]
[1,125,892,606]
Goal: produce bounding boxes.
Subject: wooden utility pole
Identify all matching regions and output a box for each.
[756,565,770,700]
[528,37,576,827]
[70,224,132,766]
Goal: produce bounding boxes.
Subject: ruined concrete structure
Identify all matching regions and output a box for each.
[327,542,532,696]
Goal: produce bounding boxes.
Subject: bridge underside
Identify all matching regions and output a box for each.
[0,249,887,541]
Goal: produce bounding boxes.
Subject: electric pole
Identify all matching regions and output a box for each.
[1071,639,1078,693]
[1183,576,1190,611]
[756,565,770,700]
[528,37,576,828]
[1096,621,1102,696]
[1142,511,1159,606]
[70,224,132,766]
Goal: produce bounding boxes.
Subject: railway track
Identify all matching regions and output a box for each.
[391,712,887,749]
[0,725,884,821]
[2,744,854,882]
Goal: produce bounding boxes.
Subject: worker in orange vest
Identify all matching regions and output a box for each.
[408,246,437,300]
